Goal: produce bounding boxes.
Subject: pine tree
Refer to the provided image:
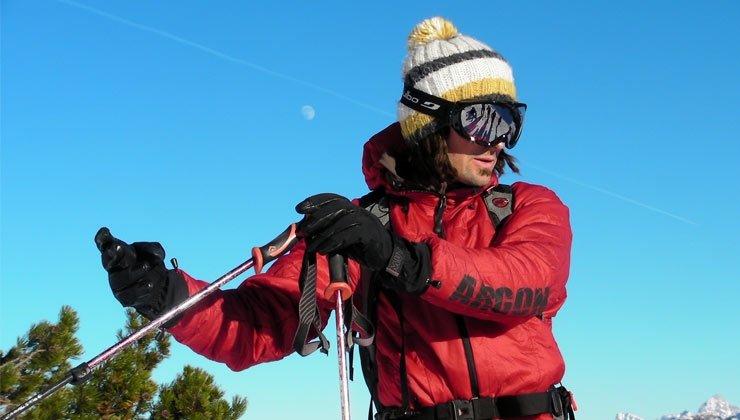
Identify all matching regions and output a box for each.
[0,305,83,420]
[152,366,247,420]
[0,306,247,419]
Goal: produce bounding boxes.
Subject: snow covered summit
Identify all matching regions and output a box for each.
[616,395,740,420]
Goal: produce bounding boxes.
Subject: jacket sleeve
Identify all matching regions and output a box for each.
[165,240,351,371]
[419,183,572,325]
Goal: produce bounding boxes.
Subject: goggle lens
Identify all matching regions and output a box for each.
[458,103,526,149]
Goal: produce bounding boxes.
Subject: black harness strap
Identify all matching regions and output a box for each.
[454,315,479,399]
[378,385,575,420]
[386,290,412,411]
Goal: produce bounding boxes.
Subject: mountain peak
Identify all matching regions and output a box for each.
[615,413,645,420]
[697,394,740,419]
[617,395,740,420]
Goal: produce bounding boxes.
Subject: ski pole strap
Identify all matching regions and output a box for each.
[292,251,375,357]
[376,385,575,420]
[350,304,375,347]
[293,252,331,356]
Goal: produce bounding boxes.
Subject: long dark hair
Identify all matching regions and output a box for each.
[392,129,520,192]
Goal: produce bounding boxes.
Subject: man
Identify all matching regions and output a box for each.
[98,17,574,420]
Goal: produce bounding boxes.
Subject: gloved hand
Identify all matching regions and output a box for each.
[296,193,432,295]
[95,227,189,326]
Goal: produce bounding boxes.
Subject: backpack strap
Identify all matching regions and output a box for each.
[358,189,391,227]
[357,267,416,420]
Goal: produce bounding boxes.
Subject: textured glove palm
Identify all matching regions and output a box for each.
[296,193,432,295]
[95,227,188,325]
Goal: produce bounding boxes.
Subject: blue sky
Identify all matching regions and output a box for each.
[2,1,739,419]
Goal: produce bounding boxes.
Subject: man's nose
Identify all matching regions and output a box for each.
[490,141,505,152]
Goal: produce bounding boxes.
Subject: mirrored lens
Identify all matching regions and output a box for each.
[459,103,519,147]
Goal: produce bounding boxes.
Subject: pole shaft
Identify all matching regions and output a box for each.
[0,375,73,420]
[335,291,352,420]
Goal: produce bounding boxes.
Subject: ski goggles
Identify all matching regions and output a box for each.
[400,85,527,149]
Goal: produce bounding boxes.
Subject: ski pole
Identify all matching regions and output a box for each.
[0,224,299,420]
[324,254,353,420]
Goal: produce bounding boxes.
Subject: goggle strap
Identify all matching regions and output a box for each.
[399,85,454,120]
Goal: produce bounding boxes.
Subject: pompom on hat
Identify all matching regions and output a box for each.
[397,17,518,146]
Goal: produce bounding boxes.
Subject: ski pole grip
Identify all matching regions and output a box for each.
[324,253,352,300]
[252,223,299,274]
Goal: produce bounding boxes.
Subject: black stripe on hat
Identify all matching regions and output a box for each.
[404,49,506,85]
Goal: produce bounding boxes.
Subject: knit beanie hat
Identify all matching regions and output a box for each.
[398,17,518,146]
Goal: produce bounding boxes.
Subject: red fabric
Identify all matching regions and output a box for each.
[168,122,572,419]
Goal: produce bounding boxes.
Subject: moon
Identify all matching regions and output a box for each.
[301,105,315,120]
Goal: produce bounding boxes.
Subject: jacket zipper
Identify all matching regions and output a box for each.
[433,195,447,239]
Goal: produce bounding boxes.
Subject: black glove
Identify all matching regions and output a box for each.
[296,193,432,295]
[95,227,189,326]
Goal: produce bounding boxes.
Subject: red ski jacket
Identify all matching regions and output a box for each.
[168,123,572,419]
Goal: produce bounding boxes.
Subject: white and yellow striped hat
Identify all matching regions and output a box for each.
[398,17,518,146]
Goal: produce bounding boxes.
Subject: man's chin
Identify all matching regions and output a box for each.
[478,168,493,179]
